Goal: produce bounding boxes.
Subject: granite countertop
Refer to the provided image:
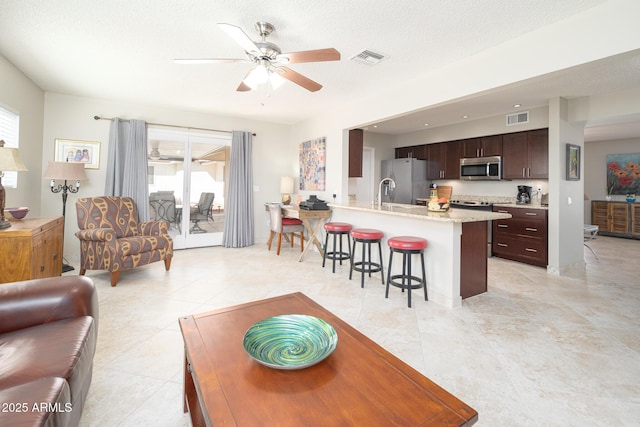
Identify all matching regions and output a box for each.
[329,201,512,223]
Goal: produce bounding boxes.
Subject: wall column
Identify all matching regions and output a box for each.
[547,97,586,274]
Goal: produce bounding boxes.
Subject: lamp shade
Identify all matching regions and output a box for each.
[43,161,88,180]
[280,176,294,194]
[0,146,28,172]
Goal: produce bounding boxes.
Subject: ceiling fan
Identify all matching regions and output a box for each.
[174,21,340,92]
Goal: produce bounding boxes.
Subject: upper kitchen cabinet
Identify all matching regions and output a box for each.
[348,129,363,177]
[502,128,548,179]
[462,135,502,158]
[395,144,426,160]
[426,141,461,180]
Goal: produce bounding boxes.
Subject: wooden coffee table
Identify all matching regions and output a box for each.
[179,292,478,426]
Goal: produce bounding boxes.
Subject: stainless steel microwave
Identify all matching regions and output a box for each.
[460,156,502,180]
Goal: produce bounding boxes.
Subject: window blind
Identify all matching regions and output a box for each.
[0,105,20,188]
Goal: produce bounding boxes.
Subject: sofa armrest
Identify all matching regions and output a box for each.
[138,220,169,236]
[0,276,98,335]
[75,228,117,242]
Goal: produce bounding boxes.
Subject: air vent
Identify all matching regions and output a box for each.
[350,49,385,65]
[506,111,529,126]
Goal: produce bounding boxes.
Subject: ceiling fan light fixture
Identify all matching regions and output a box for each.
[269,70,286,89]
[243,66,268,90]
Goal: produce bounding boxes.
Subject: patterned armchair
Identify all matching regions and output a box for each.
[75,196,173,287]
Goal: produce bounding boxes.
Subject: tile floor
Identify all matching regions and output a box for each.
[76,235,640,426]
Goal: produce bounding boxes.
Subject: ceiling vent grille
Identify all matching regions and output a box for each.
[350,49,385,65]
[506,111,529,126]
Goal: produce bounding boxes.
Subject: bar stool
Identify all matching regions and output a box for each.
[323,222,353,273]
[386,236,428,308]
[349,228,385,288]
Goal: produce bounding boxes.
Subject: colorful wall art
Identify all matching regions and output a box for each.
[606,153,640,195]
[299,136,326,191]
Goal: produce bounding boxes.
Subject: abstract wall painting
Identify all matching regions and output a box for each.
[299,136,326,191]
[606,153,640,195]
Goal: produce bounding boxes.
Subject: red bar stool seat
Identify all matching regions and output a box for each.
[323,222,353,273]
[386,236,428,307]
[349,228,385,288]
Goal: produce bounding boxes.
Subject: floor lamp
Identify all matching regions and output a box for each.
[44,161,88,272]
[0,140,29,229]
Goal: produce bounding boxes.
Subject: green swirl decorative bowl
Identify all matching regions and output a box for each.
[243,314,338,370]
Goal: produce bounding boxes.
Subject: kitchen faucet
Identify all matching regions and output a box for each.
[377,177,396,208]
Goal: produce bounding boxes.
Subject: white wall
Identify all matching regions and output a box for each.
[584,137,640,223]
[41,93,291,260]
[0,56,45,212]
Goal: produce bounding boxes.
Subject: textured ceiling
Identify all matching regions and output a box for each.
[1,0,638,140]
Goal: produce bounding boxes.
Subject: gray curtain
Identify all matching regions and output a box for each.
[222,131,254,247]
[105,118,149,220]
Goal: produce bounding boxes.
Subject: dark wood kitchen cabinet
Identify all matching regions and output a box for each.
[395,144,426,160]
[348,129,363,177]
[426,141,460,179]
[502,129,548,179]
[492,206,548,267]
[462,135,502,158]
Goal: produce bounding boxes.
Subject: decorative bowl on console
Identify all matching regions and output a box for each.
[5,207,29,219]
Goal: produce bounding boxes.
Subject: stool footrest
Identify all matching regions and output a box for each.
[388,275,424,290]
[325,251,351,261]
[352,261,382,274]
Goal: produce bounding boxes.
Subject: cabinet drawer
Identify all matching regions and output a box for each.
[493,235,547,267]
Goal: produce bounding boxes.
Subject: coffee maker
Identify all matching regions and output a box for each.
[516,185,532,204]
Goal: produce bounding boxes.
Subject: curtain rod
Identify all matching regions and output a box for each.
[93,116,256,136]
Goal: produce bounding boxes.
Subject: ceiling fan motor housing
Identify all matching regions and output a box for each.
[251,41,281,61]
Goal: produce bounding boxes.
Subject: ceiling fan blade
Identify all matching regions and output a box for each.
[218,23,261,55]
[174,58,246,64]
[236,69,254,92]
[275,66,322,92]
[278,48,341,64]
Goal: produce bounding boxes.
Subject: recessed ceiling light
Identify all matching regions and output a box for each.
[373,125,378,128]
[462,115,468,119]
[513,103,522,108]
[424,123,429,126]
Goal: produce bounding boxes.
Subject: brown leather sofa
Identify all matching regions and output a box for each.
[0,276,98,426]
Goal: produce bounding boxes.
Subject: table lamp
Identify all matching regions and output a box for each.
[280,176,294,205]
[0,140,29,229]
[44,161,88,272]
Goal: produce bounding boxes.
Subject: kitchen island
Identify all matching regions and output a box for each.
[329,201,511,308]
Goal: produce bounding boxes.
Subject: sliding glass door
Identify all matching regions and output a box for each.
[147,126,231,249]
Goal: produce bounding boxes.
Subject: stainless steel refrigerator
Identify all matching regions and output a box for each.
[380,158,428,204]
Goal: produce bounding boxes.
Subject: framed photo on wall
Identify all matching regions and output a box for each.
[566,143,580,181]
[55,139,101,169]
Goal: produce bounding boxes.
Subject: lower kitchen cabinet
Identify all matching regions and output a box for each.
[0,216,64,283]
[492,206,548,267]
[591,200,640,238]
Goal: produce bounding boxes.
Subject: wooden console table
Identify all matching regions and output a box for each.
[179,292,478,426]
[0,216,64,283]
